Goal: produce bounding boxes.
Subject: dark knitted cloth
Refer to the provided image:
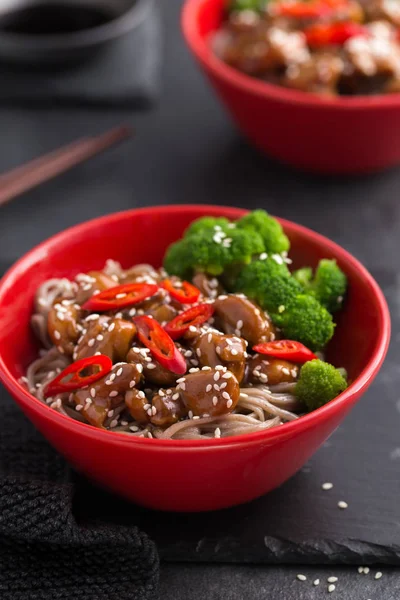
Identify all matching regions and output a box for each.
[0,389,159,600]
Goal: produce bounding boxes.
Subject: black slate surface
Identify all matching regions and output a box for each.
[0,0,399,595]
[160,564,400,600]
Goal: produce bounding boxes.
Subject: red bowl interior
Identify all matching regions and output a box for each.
[182,0,400,173]
[0,205,390,511]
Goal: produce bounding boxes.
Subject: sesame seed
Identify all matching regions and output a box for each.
[218,295,227,300]
[143,404,151,411]
[220,382,227,389]
[196,348,202,357]
[231,349,238,356]
[189,367,200,373]
[138,391,145,398]
[54,331,61,340]
[57,346,65,354]
[363,567,370,574]
[109,373,116,382]
[202,366,212,371]
[214,384,220,392]
[281,367,290,375]
[291,369,297,377]
[129,380,136,388]
[176,377,186,383]
[206,384,213,392]
[338,501,348,509]
[116,368,123,377]
[56,312,65,321]
[212,396,218,406]
[215,365,226,371]
[188,410,193,419]
[322,482,333,490]
[107,410,114,417]
[147,364,156,370]
[184,350,193,357]
[207,333,212,343]
[193,415,200,420]
[296,575,307,581]
[90,388,96,398]
[214,371,220,381]
[358,567,364,574]
[237,320,243,329]
[189,325,197,332]
[328,584,335,593]
[313,579,320,586]
[177,382,186,391]
[215,346,221,354]
[227,399,233,408]
[136,364,143,373]
[328,577,338,583]
[172,393,180,400]
[147,409,153,416]
[151,406,157,416]
[259,374,268,383]
[115,312,123,319]
[130,426,139,432]
[222,372,232,379]
[86,314,100,322]
[76,405,83,411]
[88,339,95,347]
[222,391,230,400]
[109,391,119,398]
[214,427,221,438]
[115,293,127,299]
[375,572,382,580]
[110,419,119,428]
[108,322,116,332]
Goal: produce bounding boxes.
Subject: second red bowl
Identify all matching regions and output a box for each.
[182,0,400,174]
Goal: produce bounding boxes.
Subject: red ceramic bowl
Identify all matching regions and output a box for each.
[0,205,390,511]
[182,0,400,174]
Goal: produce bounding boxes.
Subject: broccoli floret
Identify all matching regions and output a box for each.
[163,239,191,279]
[236,209,290,254]
[296,359,348,411]
[185,217,230,237]
[309,259,347,313]
[164,226,265,277]
[273,294,335,351]
[234,258,303,313]
[293,267,313,288]
[229,0,268,13]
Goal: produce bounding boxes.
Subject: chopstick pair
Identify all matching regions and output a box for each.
[0,125,133,208]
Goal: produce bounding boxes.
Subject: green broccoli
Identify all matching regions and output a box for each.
[236,209,290,254]
[234,258,303,313]
[296,359,348,411]
[293,267,313,288]
[163,239,191,279]
[164,226,264,277]
[185,217,230,237]
[229,0,268,13]
[309,259,347,313]
[273,294,335,351]
[293,260,346,313]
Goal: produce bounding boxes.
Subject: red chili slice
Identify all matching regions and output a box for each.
[44,355,113,398]
[305,22,367,47]
[162,279,201,304]
[164,304,215,341]
[274,0,337,19]
[133,315,187,375]
[252,340,317,363]
[82,283,158,312]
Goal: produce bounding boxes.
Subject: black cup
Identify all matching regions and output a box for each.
[0,0,151,66]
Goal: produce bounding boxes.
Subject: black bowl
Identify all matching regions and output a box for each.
[0,0,152,66]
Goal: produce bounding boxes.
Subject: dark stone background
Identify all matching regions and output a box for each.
[0,0,399,597]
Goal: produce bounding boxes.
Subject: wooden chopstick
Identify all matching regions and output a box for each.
[0,125,133,208]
